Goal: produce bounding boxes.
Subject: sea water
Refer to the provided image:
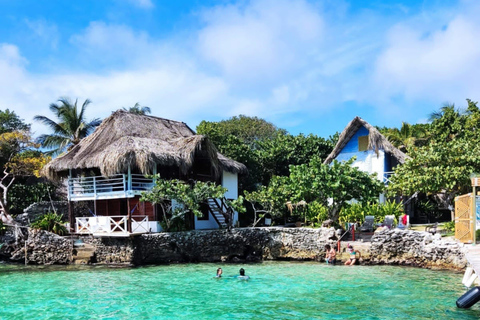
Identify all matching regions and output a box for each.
[0,261,478,319]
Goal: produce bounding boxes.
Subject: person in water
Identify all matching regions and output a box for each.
[215,268,223,278]
[324,244,336,265]
[344,245,357,266]
[238,268,250,280]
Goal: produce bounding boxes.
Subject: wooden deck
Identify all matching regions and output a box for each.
[465,245,480,276]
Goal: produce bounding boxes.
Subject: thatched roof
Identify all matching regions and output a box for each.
[43,110,247,179]
[324,116,409,164]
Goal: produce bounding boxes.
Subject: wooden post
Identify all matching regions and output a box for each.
[68,201,75,233]
[127,198,132,233]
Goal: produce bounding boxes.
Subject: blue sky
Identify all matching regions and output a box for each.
[0,0,478,139]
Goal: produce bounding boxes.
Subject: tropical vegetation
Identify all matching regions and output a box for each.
[34,97,101,156]
[30,212,68,235]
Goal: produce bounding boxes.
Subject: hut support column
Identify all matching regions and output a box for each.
[127,197,132,233]
[68,201,75,233]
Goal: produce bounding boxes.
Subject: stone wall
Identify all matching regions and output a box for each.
[1,228,72,265]
[0,227,468,271]
[15,201,68,226]
[82,237,135,264]
[135,227,343,264]
[369,229,467,270]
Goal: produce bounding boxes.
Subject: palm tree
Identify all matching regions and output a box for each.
[34,97,101,155]
[123,103,151,115]
[384,122,427,153]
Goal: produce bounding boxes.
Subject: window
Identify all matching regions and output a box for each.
[358,135,368,151]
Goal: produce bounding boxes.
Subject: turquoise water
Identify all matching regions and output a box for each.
[0,262,478,319]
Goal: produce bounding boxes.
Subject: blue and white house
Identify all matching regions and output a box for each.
[323,116,408,202]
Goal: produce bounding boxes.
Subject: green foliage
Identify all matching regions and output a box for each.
[256,133,334,185]
[197,116,333,192]
[8,182,58,215]
[339,201,403,225]
[382,122,428,153]
[246,157,384,224]
[388,139,480,209]
[0,109,30,134]
[444,221,455,233]
[197,115,286,149]
[34,97,101,156]
[304,201,329,227]
[123,103,151,115]
[141,177,242,231]
[31,212,68,236]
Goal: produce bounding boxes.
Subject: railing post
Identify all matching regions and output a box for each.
[93,176,97,197]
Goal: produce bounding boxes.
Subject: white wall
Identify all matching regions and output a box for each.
[194,218,219,230]
[222,171,238,199]
[351,150,385,182]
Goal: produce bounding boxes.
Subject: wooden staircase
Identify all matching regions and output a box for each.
[207,198,231,229]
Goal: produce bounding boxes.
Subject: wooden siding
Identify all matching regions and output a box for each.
[129,196,155,221]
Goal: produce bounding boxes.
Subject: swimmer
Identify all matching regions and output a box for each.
[237,268,250,280]
[215,268,223,278]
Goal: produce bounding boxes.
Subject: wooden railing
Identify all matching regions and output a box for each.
[68,174,154,200]
[75,215,149,234]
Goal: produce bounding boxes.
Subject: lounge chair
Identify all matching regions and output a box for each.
[383,215,395,229]
[360,216,375,232]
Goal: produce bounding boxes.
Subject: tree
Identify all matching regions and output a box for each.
[383,122,428,153]
[428,103,465,143]
[0,130,50,218]
[387,139,480,210]
[123,102,151,115]
[246,157,384,224]
[140,177,245,231]
[0,109,30,134]
[197,115,286,149]
[256,133,333,184]
[34,97,101,155]
[197,116,334,192]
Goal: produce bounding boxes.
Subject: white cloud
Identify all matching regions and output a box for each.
[374,2,480,104]
[197,0,324,83]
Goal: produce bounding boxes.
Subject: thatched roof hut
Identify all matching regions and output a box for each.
[323,116,408,164]
[43,110,247,179]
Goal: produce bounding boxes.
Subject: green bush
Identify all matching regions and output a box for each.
[339,201,403,225]
[8,182,59,215]
[305,201,329,227]
[444,221,455,233]
[31,212,68,236]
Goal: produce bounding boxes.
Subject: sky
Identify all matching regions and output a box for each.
[0,0,479,139]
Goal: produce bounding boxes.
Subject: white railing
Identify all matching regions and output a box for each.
[383,171,394,184]
[68,174,154,200]
[75,215,150,234]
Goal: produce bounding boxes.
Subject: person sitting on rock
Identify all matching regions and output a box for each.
[324,244,336,265]
[344,245,357,266]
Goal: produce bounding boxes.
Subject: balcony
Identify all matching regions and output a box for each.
[75,215,160,236]
[68,174,155,201]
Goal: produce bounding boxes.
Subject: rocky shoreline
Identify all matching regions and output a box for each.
[0,227,468,271]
